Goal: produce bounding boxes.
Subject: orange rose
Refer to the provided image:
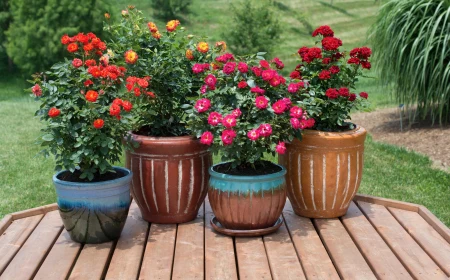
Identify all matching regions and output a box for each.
[48,107,60,118]
[166,20,180,32]
[93,119,104,129]
[215,41,227,52]
[148,22,158,33]
[197,42,209,53]
[67,43,78,53]
[185,49,194,60]
[124,50,138,64]
[85,90,99,102]
[152,31,161,40]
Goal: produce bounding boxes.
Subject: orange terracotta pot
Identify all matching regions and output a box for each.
[278,126,367,218]
[125,134,212,223]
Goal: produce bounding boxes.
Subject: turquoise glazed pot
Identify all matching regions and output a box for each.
[208,163,287,230]
[53,167,132,244]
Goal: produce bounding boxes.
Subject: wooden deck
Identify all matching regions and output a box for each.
[0,194,449,280]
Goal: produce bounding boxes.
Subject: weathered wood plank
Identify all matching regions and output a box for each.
[204,199,238,280]
[68,242,114,280]
[139,223,177,280]
[34,230,82,280]
[10,204,58,220]
[314,218,377,280]
[105,201,149,280]
[418,206,450,243]
[358,201,447,279]
[0,214,43,275]
[235,237,272,279]
[263,222,306,280]
[283,201,339,280]
[0,215,13,236]
[354,194,419,212]
[0,211,62,280]
[389,207,450,276]
[172,204,204,279]
[342,202,412,280]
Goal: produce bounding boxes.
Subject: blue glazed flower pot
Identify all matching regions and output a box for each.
[208,163,287,230]
[53,167,132,244]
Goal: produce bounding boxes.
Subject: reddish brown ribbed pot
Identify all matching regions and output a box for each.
[125,134,211,223]
[208,163,287,230]
[278,126,367,218]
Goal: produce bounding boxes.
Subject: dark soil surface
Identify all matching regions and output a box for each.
[214,160,282,176]
[57,169,126,183]
[352,108,450,171]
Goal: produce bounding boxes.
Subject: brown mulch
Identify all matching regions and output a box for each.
[351,108,450,171]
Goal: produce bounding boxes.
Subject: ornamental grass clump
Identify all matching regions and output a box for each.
[105,7,223,136]
[30,32,133,181]
[288,25,371,132]
[187,53,315,171]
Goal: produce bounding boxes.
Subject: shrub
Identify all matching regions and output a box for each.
[0,0,11,71]
[6,0,110,75]
[151,0,192,21]
[224,0,281,56]
[371,0,450,124]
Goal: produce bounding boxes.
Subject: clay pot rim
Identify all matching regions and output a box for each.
[128,132,196,142]
[302,125,366,137]
[53,166,132,188]
[209,163,286,182]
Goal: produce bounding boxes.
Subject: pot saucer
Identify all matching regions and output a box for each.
[210,217,283,237]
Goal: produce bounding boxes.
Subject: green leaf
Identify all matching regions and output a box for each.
[42,134,54,141]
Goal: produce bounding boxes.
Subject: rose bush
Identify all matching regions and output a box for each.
[288,25,370,131]
[105,7,223,136]
[30,32,133,181]
[186,53,315,169]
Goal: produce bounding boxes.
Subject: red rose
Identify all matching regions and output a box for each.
[330,65,340,74]
[84,80,93,87]
[359,92,368,99]
[272,57,284,69]
[361,61,371,69]
[350,48,360,57]
[223,62,236,75]
[349,93,357,101]
[347,57,360,65]
[72,58,83,68]
[259,60,270,69]
[290,71,301,80]
[321,37,342,51]
[32,84,42,97]
[312,25,334,37]
[122,100,133,112]
[48,107,60,118]
[322,58,331,64]
[110,104,121,116]
[67,43,78,53]
[338,87,349,97]
[238,62,248,73]
[237,81,248,89]
[146,91,156,98]
[85,90,99,102]
[262,69,276,81]
[325,88,339,99]
[61,35,70,45]
[93,119,104,129]
[85,59,96,66]
[359,47,372,59]
[251,66,262,77]
[318,70,331,80]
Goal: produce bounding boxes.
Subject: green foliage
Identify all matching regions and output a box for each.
[224,0,282,56]
[6,0,110,75]
[0,0,11,71]
[370,0,450,124]
[151,0,192,21]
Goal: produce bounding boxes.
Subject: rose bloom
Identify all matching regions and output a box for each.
[222,114,237,128]
[359,47,372,59]
[270,76,281,87]
[232,108,242,118]
[110,104,121,116]
[321,37,342,51]
[166,20,180,32]
[93,119,104,129]
[204,74,217,87]
[348,57,360,65]
[215,41,227,52]
[32,84,42,97]
[272,100,287,115]
[290,118,301,129]
[330,65,340,74]
[200,131,214,145]
[319,70,331,80]
[83,43,94,52]
[221,129,236,146]
[322,57,331,64]
[122,100,133,112]
[48,107,60,118]
[185,49,194,60]
[359,92,369,99]
[349,93,357,101]
[312,25,334,37]
[238,62,248,73]
[133,87,141,97]
[338,87,350,97]
[215,53,234,63]
[288,83,300,93]
[194,98,211,113]
[223,62,236,75]
[85,90,99,102]
[197,42,209,53]
[208,112,222,126]
[290,106,303,118]
[237,81,248,89]
[84,80,93,87]
[258,123,272,137]
[61,34,70,45]
[146,91,156,98]
[275,142,286,154]
[148,22,158,33]
[300,118,316,129]
[251,66,262,77]
[259,60,270,69]
[247,129,260,141]
[192,63,209,74]
[290,71,301,80]
[262,69,276,81]
[255,96,269,109]
[200,84,208,94]
[72,58,83,68]
[282,97,292,108]
[152,31,161,39]
[67,43,78,53]
[85,59,96,66]
[125,50,138,64]
[137,78,149,88]
[113,98,123,106]
[325,88,339,99]
[250,86,265,95]
[361,61,371,69]
[272,57,284,69]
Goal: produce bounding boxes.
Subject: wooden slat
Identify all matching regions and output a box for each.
[389,207,450,276]
[283,201,339,280]
[235,237,272,279]
[0,215,13,236]
[0,214,43,275]
[139,223,177,280]
[358,201,447,279]
[418,206,450,243]
[342,202,412,280]
[105,202,149,280]
[10,204,58,220]
[172,204,204,279]
[68,242,114,280]
[204,200,238,280]
[314,218,377,280]
[0,211,63,280]
[263,222,306,280]
[354,194,419,212]
[34,230,82,280]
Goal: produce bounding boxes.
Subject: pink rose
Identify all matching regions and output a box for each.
[221,129,236,146]
[258,123,272,137]
[247,129,260,141]
[208,112,222,126]
[200,131,214,146]
[275,142,286,154]
[194,98,211,113]
[222,114,237,128]
[255,96,269,109]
